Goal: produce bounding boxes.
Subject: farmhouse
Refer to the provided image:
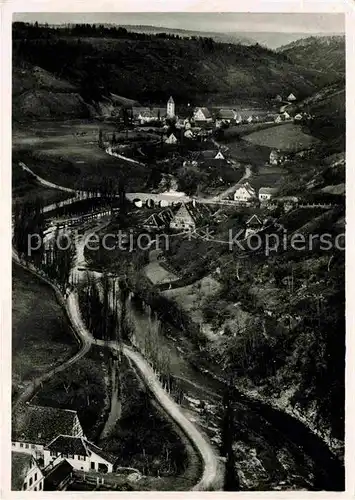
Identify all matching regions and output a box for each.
[259,187,279,202]
[288,93,297,102]
[283,111,291,120]
[294,113,303,122]
[44,435,117,474]
[12,405,85,460]
[165,133,178,144]
[169,203,196,231]
[12,452,44,491]
[142,209,174,230]
[233,182,257,204]
[193,107,213,123]
[275,115,283,124]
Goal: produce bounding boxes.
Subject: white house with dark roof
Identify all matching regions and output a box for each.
[12,405,84,459]
[259,187,279,202]
[44,435,117,474]
[12,452,44,491]
[165,133,178,144]
[233,182,257,204]
[193,107,213,123]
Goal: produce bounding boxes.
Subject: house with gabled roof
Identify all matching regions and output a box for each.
[233,182,257,204]
[287,93,297,102]
[169,203,196,231]
[193,107,213,123]
[245,214,264,238]
[44,435,117,474]
[12,452,44,491]
[246,214,263,227]
[142,208,174,230]
[196,150,227,165]
[165,133,178,144]
[12,405,84,459]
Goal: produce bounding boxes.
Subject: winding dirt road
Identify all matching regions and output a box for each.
[12,215,222,490]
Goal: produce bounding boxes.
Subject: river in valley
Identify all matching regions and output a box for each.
[124,293,344,492]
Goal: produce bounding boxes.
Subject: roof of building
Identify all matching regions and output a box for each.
[288,93,296,100]
[46,435,117,465]
[12,405,79,445]
[44,459,73,491]
[46,436,88,456]
[234,182,256,195]
[259,187,279,195]
[246,214,263,226]
[86,441,117,464]
[109,93,140,107]
[151,107,167,117]
[171,202,211,226]
[168,96,174,103]
[218,109,236,120]
[194,107,212,119]
[143,209,174,228]
[12,452,36,490]
[198,150,223,160]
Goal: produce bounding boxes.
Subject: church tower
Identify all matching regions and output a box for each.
[167,96,175,118]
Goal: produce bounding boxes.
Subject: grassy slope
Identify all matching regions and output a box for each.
[13,62,91,121]
[12,121,150,191]
[277,36,345,79]
[12,263,77,398]
[12,25,337,111]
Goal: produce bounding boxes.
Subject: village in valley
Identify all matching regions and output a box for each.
[11,15,345,493]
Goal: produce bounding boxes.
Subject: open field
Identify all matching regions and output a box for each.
[244,123,320,151]
[12,162,73,205]
[12,120,150,192]
[221,138,271,166]
[12,263,77,399]
[249,167,285,191]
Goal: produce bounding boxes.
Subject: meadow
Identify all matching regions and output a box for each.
[243,123,320,152]
[12,120,150,192]
[12,263,77,399]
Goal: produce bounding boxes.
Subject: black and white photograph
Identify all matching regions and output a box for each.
[9,9,346,492]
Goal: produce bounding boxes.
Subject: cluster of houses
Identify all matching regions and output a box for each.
[127,92,303,133]
[11,404,118,491]
[233,181,279,206]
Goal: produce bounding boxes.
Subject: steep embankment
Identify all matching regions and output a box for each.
[12,63,92,121]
